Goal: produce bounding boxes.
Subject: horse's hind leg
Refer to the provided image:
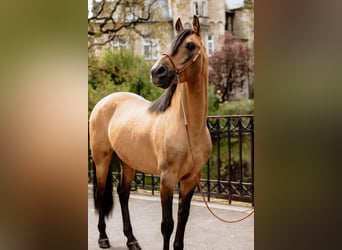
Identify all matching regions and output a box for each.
[93,151,113,249]
[117,162,141,250]
[173,175,197,250]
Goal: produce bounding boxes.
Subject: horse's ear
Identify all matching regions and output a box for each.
[192,15,200,35]
[175,18,183,34]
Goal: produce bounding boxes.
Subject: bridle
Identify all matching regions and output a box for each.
[160,44,203,126]
[162,45,202,76]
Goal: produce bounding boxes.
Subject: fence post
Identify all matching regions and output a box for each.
[215,118,221,194]
[238,118,243,196]
[250,116,254,206]
[227,116,232,204]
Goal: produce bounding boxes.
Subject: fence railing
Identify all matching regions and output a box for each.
[88,115,254,206]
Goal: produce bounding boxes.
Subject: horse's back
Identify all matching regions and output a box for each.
[90,92,150,124]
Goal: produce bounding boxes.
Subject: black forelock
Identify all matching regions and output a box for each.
[170,29,194,56]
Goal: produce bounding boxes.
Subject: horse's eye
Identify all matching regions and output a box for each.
[186,42,196,50]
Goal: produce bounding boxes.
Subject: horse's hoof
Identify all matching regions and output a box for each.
[127,240,142,250]
[98,238,111,249]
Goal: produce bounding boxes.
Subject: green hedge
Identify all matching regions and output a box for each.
[88,50,254,117]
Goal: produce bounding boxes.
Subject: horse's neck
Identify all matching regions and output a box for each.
[177,76,208,137]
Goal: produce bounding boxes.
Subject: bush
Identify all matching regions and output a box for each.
[209,33,253,102]
[209,99,254,116]
[88,49,163,116]
[88,49,253,118]
[208,83,254,115]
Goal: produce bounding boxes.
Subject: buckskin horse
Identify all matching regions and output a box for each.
[89,16,212,250]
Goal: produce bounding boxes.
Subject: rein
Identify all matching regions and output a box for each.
[171,47,255,223]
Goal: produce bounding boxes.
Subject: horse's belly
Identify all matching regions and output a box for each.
[109,117,160,176]
[116,141,159,175]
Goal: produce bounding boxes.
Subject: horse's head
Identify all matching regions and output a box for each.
[151,16,205,88]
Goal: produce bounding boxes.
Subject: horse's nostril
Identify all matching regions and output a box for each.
[157,65,166,77]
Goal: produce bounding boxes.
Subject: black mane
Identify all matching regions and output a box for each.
[148,84,177,113]
[148,29,194,113]
[170,29,194,56]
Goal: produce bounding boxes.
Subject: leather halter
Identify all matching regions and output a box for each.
[162,45,202,75]
[160,45,202,125]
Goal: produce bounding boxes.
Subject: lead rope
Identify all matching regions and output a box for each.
[178,80,255,223]
[177,75,188,126]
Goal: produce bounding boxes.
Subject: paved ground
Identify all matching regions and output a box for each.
[88,188,254,250]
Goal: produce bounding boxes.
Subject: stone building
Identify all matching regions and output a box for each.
[88,0,254,99]
[170,0,254,56]
[88,0,174,59]
[89,0,253,58]
[170,0,254,100]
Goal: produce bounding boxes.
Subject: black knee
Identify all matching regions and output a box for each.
[178,205,190,218]
[118,181,131,200]
[98,221,105,231]
[161,218,174,237]
[117,182,126,195]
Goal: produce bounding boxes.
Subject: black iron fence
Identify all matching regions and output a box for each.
[88,115,254,206]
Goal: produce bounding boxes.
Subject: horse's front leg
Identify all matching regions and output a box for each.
[160,173,176,250]
[173,175,197,250]
[117,163,141,250]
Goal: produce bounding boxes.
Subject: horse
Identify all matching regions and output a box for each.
[89,16,212,250]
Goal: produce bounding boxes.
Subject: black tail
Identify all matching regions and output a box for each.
[93,161,114,217]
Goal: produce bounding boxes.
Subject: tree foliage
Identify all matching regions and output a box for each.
[88,49,163,115]
[209,33,253,102]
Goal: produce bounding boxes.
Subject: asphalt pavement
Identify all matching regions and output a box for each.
[88,188,254,250]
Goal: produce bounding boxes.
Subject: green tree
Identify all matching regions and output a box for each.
[88,49,163,116]
[209,33,253,102]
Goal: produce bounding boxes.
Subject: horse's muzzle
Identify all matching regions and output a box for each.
[150,63,176,89]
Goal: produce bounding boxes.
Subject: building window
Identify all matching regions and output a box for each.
[206,35,214,57]
[193,2,199,16]
[202,1,207,17]
[111,39,128,52]
[225,11,235,32]
[143,38,159,60]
